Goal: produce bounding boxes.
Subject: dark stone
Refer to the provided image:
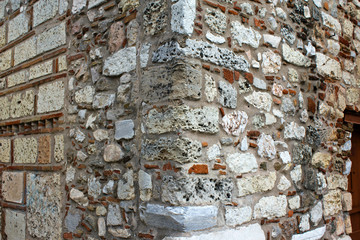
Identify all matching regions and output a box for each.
[293,143,312,165]
[274,162,282,171]
[281,219,297,238]
[303,168,317,191]
[333,157,344,173]
[260,162,267,171]
[312,6,320,21]
[281,25,296,44]
[301,192,316,208]
[306,125,321,150]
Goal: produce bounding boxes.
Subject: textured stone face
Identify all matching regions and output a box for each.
[218,81,237,108]
[236,172,277,197]
[245,91,272,112]
[0,139,11,162]
[2,171,24,203]
[8,12,29,42]
[282,44,311,67]
[323,190,342,216]
[225,206,252,226]
[312,152,332,169]
[143,0,168,35]
[37,81,65,113]
[205,8,227,34]
[14,137,38,164]
[253,195,287,219]
[5,209,26,240]
[37,22,66,54]
[226,153,258,175]
[257,133,276,159]
[33,0,58,27]
[221,111,248,136]
[231,21,261,48]
[262,50,281,74]
[316,53,342,79]
[27,173,62,239]
[171,0,196,35]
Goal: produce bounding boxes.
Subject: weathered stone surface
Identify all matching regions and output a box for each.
[226,153,258,175]
[343,192,352,211]
[142,204,218,232]
[231,21,261,48]
[321,11,341,34]
[277,175,291,191]
[263,34,281,48]
[38,135,51,164]
[108,21,125,53]
[288,196,300,210]
[293,143,312,165]
[98,217,106,237]
[310,201,323,226]
[10,90,34,118]
[103,47,136,76]
[144,105,218,134]
[5,209,25,240]
[281,26,296,45]
[104,144,124,162]
[115,119,134,140]
[27,173,62,239]
[0,139,11,162]
[324,190,342,216]
[0,24,6,47]
[299,214,310,232]
[75,86,95,104]
[245,91,272,112]
[94,129,109,141]
[8,12,28,42]
[257,133,276,159]
[291,165,302,183]
[88,177,101,198]
[143,0,167,35]
[161,176,233,205]
[205,74,217,102]
[142,137,202,163]
[139,170,152,201]
[284,122,305,140]
[65,208,81,232]
[316,53,342,80]
[142,59,202,102]
[237,172,277,197]
[221,111,248,136]
[33,0,58,27]
[37,22,66,54]
[117,170,135,200]
[70,188,88,206]
[206,32,226,44]
[93,92,115,109]
[171,0,196,35]
[312,152,332,169]
[107,204,122,226]
[327,173,348,190]
[281,97,296,115]
[88,0,106,9]
[14,37,36,65]
[54,134,64,162]
[282,43,311,67]
[108,228,132,238]
[14,137,37,164]
[262,50,281,74]
[225,206,252,226]
[163,224,265,240]
[291,226,326,240]
[0,49,12,71]
[205,8,227,34]
[254,195,287,219]
[37,81,65,113]
[2,171,24,203]
[29,60,52,80]
[218,81,237,108]
[280,151,291,164]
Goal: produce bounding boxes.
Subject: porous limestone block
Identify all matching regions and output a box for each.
[33,0,58,27]
[0,49,12,71]
[0,139,11,162]
[236,172,277,197]
[14,37,37,65]
[5,209,25,240]
[37,81,65,113]
[323,190,342,216]
[10,90,35,118]
[54,134,64,162]
[171,0,196,35]
[312,152,332,169]
[14,137,38,164]
[8,70,28,87]
[37,22,66,54]
[29,60,53,80]
[226,153,258,175]
[254,195,287,219]
[8,12,28,42]
[2,171,24,203]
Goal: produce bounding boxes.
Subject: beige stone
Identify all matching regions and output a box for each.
[0,139,11,162]
[327,173,348,190]
[323,190,342,216]
[37,81,65,113]
[2,171,24,203]
[343,192,352,211]
[236,172,277,197]
[38,135,51,164]
[10,90,35,118]
[311,152,332,169]
[14,37,37,65]
[336,216,345,236]
[0,96,10,120]
[347,88,360,105]
[345,214,352,234]
[58,55,67,71]
[0,24,6,47]
[37,22,66,54]
[29,60,53,80]
[0,49,12,72]
[54,134,64,162]
[14,137,38,164]
[8,70,28,88]
[5,209,26,240]
[8,12,28,42]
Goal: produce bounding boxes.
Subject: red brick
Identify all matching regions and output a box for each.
[138,233,155,239]
[64,233,73,239]
[218,4,226,12]
[228,9,238,15]
[202,142,208,147]
[203,0,218,8]
[234,71,240,81]
[308,97,316,114]
[188,164,209,174]
[163,162,173,171]
[223,68,234,84]
[319,92,325,100]
[38,135,51,164]
[202,64,211,70]
[244,72,253,84]
[213,164,226,170]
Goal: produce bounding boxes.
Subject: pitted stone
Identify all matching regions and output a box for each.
[254,195,287,219]
[226,153,258,175]
[218,81,237,108]
[237,172,277,197]
[231,21,262,48]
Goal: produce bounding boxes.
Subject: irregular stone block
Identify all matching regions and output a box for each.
[206,32,226,44]
[33,0,59,27]
[231,21,261,48]
[262,50,281,74]
[75,85,95,104]
[237,172,277,197]
[291,226,326,240]
[263,34,281,48]
[254,195,287,219]
[71,0,86,13]
[321,11,341,34]
[14,37,37,65]
[205,8,227,34]
[0,24,6,47]
[226,152,258,175]
[222,111,248,136]
[103,144,124,162]
[65,207,81,232]
[310,201,323,226]
[324,190,342,216]
[88,177,101,198]
[316,52,342,80]
[144,105,218,134]
[161,176,233,205]
[245,91,272,112]
[93,92,115,109]
[284,122,305,140]
[343,192,352,211]
[37,22,66,54]
[0,139,11,162]
[0,49,12,71]
[103,47,136,76]
[142,59,202,102]
[205,74,217,102]
[257,133,276,159]
[14,137,37,164]
[107,204,122,226]
[143,0,167,35]
[8,12,28,42]
[171,0,196,35]
[5,209,25,240]
[225,206,252,226]
[140,204,218,232]
[293,143,312,165]
[27,173,62,239]
[282,43,311,67]
[163,223,265,240]
[70,188,88,206]
[139,170,152,201]
[277,175,291,191]
[289,196,301,210]
[37,81,65,113]
[10,90,35,118]
[218,81,237,108]
[117,170,135,200]
[327,173,348,190]
[115,119,135,140]
[2,171,24,203]
[312,152,332,169]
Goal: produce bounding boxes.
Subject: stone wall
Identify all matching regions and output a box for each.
[0,0,358,239]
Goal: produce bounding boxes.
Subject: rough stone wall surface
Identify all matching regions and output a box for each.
[0,0,358,239]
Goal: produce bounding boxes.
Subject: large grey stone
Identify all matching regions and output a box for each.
[33,0,58,27]
[231,21,261,48]
[316,52,342,80]
[282,43,311,67]
[140,204,218,232]
[103,47,136,76]
[26,173,62,239]
[218,81,237,108]
[171,0,196,35]
[162,224,265,240]
[161,176,233,205]
[293,143,312,165]
[141,137,202,164]
[115,120,135,140]
[65,208,81,232]
[37,22,66,54]
[107,204,122,226]
[117,170,135,200]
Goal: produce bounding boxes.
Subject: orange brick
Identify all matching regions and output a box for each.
[38,135,51,164]
[244,72,253,84]
[202,142,208,147]
[223,68,234,84]
[188,164,209,174]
